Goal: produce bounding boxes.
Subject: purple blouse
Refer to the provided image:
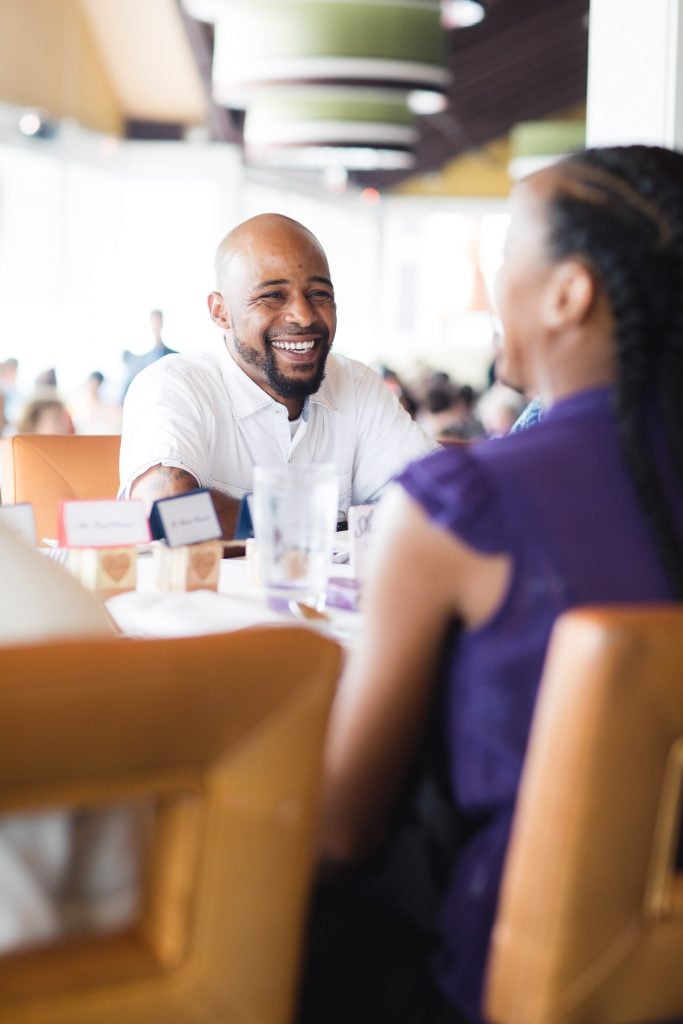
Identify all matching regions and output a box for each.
[397,386,682,1022]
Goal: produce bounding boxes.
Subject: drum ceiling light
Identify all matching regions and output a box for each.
[244,88,418,170]
[181,0,450,170]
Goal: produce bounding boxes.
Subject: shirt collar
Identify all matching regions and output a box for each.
[217,339,339,418]
[217,341,275,419]
[307,364,339,412]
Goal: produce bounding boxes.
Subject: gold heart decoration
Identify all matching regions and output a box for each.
[191,550,218,581]
[102,553,131,583]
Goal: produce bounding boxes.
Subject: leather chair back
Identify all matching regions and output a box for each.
[0,625,341,1024]
[485,606,683,1024]
[0,434,121,540]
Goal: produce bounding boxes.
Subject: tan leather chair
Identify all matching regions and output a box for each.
[0,434,121,540]
[0,625,342,1024]
[485,606,683,1024]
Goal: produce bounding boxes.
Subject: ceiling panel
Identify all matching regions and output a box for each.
[80,0,207,124]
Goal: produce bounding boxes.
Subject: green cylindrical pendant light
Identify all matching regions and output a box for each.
[211,1,449,107]
[244,87,418,169]
[182,0,450,169]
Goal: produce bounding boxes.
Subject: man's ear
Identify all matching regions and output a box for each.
[541,260,596,331]
[207,291,231,329]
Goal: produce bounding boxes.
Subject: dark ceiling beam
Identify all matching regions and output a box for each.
[448,0,588,48]
[175,0,243,145]
[450,36,587,94]
[451,61,587,122]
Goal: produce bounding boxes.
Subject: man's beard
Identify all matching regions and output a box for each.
[233,329,332,400]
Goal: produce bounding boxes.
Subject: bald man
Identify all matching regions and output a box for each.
[119,213,436,537]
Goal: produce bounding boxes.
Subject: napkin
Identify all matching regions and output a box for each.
[106,588,284,638]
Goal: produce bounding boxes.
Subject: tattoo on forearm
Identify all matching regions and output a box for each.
[156,467,196,488]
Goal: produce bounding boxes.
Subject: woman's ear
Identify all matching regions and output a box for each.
[207,291,231,329]
[541,260,596,331]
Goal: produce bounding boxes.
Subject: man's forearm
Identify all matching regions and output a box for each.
[207,488,240,540]
[130,464,240,540]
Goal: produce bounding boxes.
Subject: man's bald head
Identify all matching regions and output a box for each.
[214,213,328,292]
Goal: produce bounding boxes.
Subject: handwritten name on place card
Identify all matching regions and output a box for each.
[59,500,150,548]
[150,489,221,548]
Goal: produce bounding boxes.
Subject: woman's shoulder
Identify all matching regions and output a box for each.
[397,443,509,554]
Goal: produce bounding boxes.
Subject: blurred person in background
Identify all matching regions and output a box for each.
[70,371,122,435]
[417,380,460,437]
[120,309,177,400]
[477,381,527,436]
[17,395,74,435]
[34,368,58,389]
[418,380,486,442]
[0,357,23,431]
[379,365,419,418]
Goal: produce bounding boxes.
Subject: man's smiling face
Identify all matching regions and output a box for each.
[213,216,337,405]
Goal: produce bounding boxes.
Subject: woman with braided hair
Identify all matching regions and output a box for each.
[297,146,683,1024]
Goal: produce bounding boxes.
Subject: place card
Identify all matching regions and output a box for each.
[233,494,254,540]
[149,490,222,548]
[153,539,223,592]
[58,500,150,549]
[0,503,37,546]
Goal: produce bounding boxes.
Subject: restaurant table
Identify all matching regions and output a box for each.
[105,541,360,645]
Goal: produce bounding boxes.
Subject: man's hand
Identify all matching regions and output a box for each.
[130,464,240,539]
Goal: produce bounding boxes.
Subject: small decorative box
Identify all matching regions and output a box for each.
[153,539,223,593]
[66,546,137,597]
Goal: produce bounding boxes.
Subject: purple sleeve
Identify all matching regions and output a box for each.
[396,447,509,555]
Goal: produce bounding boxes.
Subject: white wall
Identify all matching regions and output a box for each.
[587,0,683,147]
[0,126,241,398]
[375,197,507,386]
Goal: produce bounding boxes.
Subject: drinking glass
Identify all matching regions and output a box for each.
[252,463,338,612]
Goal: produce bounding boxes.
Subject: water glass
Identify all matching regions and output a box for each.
[252,463,338,612]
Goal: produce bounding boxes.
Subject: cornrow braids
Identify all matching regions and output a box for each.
[547,145,683,597]
[633,152,683,487]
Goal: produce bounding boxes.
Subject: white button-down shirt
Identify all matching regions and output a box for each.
[119,345,437,512]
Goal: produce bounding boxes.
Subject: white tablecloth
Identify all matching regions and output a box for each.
[106,552,360,644]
